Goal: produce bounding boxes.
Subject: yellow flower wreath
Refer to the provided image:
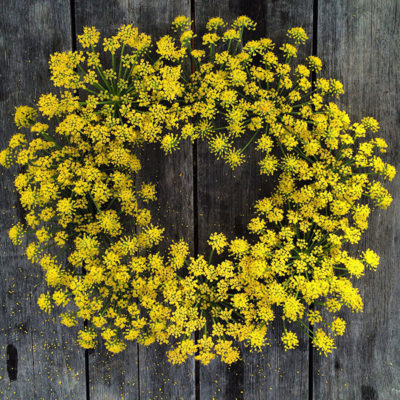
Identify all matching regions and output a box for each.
[0,16,395,365]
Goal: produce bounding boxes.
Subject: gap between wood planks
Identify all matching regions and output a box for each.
[69,1,91,399]
[309,1,318,400]
[190,0,201,400]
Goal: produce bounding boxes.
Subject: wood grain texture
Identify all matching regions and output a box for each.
[74,1,195,399]
[314,1,400,399]
[194,1,313,398]
[0,1,86,399]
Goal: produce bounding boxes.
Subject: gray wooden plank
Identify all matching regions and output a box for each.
[74,1,195,399]
[194,1,313,398]
[0,1,86,399]
[138,136,195,400]
[314,1,400,399]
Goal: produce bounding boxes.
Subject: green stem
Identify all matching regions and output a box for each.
[88,192,101,213]
[234,28,244,54]
[240,130,260,154]
[90,45,114,93]
[77,64,107,92]
[112,53,116,88]
[208,249,214,265]
[81,87,99,96]
[296,321,313,340]
[227,39,232,54]
[118,44,126,81]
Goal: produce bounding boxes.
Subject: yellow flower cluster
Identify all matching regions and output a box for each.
[1,23,189,354]
[0,16,395,365]
[14,105,38,128]
[165,17,394,362]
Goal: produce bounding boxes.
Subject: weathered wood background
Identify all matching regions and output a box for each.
[0,0,399,399]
